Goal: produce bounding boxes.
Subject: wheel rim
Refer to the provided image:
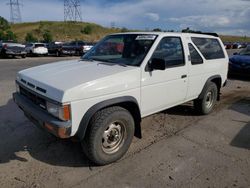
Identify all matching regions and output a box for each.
[205,91,215,109]
[102,121,126,154]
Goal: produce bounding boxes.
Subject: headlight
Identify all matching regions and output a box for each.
[46,102,71,121]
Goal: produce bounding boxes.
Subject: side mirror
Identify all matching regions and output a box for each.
[148,58,166,71]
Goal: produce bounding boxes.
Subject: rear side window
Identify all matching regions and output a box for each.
[188,43,203,65]
[152,37,185,68]
[35,44,45,48]
[191,37,225,60]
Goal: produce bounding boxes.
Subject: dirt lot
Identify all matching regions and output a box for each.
[0,53,249,188]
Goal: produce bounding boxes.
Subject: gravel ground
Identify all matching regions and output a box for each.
[0,53,249,188]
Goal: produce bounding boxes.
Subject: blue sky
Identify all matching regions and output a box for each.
[0,0,250,36]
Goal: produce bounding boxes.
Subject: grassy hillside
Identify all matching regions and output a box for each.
[11,21,250,43]
[11,21,122,42]
[219,35,250,43]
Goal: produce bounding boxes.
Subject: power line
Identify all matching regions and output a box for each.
[64,0,82,22]
[7,0,22,23]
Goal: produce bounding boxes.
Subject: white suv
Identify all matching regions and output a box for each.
[13,32,228,165]
[25,43,48,56]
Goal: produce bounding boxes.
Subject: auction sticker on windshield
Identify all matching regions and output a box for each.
[136,35,157,40]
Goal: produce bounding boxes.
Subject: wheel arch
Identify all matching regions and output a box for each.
[198,75,222,101]
[76,96,142,141]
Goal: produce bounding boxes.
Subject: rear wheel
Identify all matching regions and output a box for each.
[82,106,135,165]
[194,82,218,115]
[21,54,26,58]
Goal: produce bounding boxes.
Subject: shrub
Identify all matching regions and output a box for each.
[81,25,92,35]
[25,33,38,42]
[43,30,53,43]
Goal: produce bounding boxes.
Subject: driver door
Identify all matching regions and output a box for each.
[140,36,188,116]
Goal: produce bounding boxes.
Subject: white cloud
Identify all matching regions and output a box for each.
[169,15,231,28]
[145,13,160,21]
[0,0,249,36]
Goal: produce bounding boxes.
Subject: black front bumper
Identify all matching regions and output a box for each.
[13,92,72,138]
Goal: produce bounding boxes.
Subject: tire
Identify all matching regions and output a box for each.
[82,106,135,165]
[21,55,26,58]
[194,82,218,115]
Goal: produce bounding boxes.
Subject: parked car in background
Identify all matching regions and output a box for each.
[61,41,94,56]
[47,42,64,57]
[0,41,27,58]
[25,43,48,56]
[229,45,250,76]
[224,42,233,49]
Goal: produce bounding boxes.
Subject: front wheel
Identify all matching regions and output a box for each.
[194,82,218,115]
[82,106,135,165]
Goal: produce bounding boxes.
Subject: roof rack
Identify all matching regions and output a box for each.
[200,32,219,37]
[183,31,219,37]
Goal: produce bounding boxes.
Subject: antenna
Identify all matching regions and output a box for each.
[7,0,22,23]
[64,0,82,22]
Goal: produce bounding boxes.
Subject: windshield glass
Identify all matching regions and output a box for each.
[239,46,250,56]
[82,34,157,66]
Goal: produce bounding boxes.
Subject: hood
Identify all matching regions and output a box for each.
[17,60,140,102]
[230,55,250,64]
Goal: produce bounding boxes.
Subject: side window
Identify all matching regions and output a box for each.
[152,37,185,68]
[188,43,203,65]
[191,37,225,60]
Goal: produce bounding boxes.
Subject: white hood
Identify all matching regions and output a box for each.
[17,60,140,102]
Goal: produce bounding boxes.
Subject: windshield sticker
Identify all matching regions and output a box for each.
[136,35,156,40]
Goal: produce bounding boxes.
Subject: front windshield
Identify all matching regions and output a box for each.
[82,34,157,66]
[239,46,250,56]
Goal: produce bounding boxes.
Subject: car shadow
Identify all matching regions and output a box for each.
[228,74,250,82]
[229,98,250,117]
[230,121,250,150]
[162,102,198,116]
[229,98,250,149]
[0,99,94,167]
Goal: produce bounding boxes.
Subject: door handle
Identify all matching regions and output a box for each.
[181,75,187,79]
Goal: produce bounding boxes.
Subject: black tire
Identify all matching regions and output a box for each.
[21,55,26,58]
[194,82,218,115]
[82,106,135,165]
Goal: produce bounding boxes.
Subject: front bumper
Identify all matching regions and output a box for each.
[13,92,72,138]
[6,51,27,56]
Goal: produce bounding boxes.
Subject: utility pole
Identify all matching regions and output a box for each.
[8,0,22,23]
[64,0,82,22]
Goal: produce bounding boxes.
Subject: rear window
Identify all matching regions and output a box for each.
[191,37,225,60]
[35,44,45,48]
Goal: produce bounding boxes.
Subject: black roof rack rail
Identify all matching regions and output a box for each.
[200,32,219,37]
[183,31,219,37]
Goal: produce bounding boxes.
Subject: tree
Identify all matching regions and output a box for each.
[25,33,38,42]
[0,30,6,40]
[43,30,53,43]
[5,30,17,41]
[81,25,92,35]
[153,28,162,32]
[182,27,202,34]
[0,16,10,31]
[121,27,129,32]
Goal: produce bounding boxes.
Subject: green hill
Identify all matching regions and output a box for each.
[10,21,250,43]
[11,21,122,42]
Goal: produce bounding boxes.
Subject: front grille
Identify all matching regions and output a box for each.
[20,86,47,110]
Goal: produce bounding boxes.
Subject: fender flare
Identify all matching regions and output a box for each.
[76,96,142,140]
[198,75,222,100]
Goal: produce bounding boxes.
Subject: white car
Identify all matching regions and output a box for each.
[25,43,48,56]
[14,32,228,165]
